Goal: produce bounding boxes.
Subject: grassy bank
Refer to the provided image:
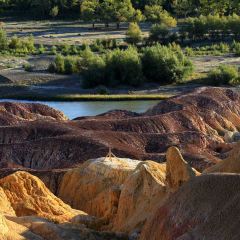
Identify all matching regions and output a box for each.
[2,93,174,101]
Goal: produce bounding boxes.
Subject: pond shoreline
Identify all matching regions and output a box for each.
[0,93,173,102]
[0,99,161,119]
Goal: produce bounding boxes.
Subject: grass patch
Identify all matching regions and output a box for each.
[1,93,174,101]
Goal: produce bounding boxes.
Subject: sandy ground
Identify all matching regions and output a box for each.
[2,20,150,46]
[192,54,240,73]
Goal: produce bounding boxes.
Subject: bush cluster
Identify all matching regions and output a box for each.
[207,65,240,85]
[0,29,36,55]
[142,44,194,84]
[185,41,240,56]
[49,44,194,88]
[182,15,240,41]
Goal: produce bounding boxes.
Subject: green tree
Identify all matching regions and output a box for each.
[105,46,143,86]
[199,0,229,16]
[131,0,164,10]
[173,0,195,18]
[99,0,114,28]
[49,6,59,18]
[113,0,135,29]
[144,5,176,27]
[99,0,135,29]
[81,0,99,29]
[31,0,51,17]
[126,22,143,44]
[131,9,145,23]
[149,23,169,43]
[141,44,193,84]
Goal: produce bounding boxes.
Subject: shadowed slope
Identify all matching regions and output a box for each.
[140,173,240,240]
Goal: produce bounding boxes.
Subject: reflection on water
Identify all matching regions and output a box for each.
[0,99,160,119]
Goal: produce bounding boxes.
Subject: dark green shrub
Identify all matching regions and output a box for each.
[81,42,88,51]
[9,36,21,50]
[149,24,169,43]
[50,46,57,55]
[126,22,142,44]
[49,6,59,18]
[232,41,240,56]
[96,85,109,94]
[0,28,8,50]
[48,62,57,73]
[141,44,193,84]
[111,39,118,48]
[70,45,79,55]
[207,65,239,85]
[81,55,106,88]
[23,63,34,72]
[105,46,143,87]
[91,40,104,52]
[38,44,45,54]
[101,39,112,49]
[9,35,35,53]
[23,36,35,53]
[54,54,65,73]
[183,15,240,41]
[64,56,78,74]
[60,44,71,55]
[185,47,194,56]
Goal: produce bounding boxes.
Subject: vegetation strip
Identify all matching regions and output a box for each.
[1,94,173,102]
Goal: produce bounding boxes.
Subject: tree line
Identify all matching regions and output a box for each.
[182,14,240,41]
[0,0,239,19]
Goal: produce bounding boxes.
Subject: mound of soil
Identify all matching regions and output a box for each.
[0,87,237,171]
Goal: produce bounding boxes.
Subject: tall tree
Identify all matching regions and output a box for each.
[113,0,135,29]
[145,4,177,27]
[172,0,197,17]
[81,0,99,28]
[100,0,135,29]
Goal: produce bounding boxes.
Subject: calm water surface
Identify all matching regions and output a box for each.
[0,100,160,119]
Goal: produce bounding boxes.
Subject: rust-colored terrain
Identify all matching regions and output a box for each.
[0,87,238,172]
[1,87,240,239]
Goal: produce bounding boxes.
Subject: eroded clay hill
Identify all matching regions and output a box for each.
[0,87,238,171]
[0,171,127,240]
[57,147,199,234]
[140,173,240,240]
[0,146,197,239]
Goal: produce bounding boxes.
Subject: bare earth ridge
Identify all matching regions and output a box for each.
[0,87,240,239]
[0,87,238,172]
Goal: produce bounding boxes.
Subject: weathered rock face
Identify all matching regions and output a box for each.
[140,174,240,240]
[0,187,15,216]
[0,169,67,195]
[58,154,198,234]
[166,147,200,192]
[0,171,87,223]
[0,171,128,240]
[58,157,142,221]
[0,87,237,171]
[112,161,167,233]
